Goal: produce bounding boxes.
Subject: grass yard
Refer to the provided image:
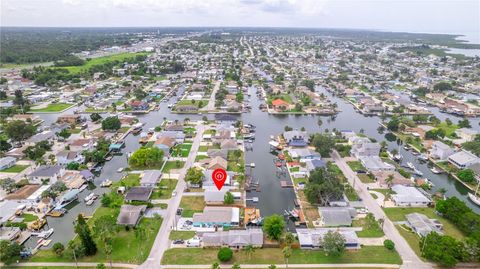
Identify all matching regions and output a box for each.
[20,213,39,222]
[151,179,178,199]
[161,246,402,265]
[112,173,140,188]
[198,145,209,152]
[396,224,423,259]
[29,103,73,112]
[227,150,245,173]
[347,161,365,172]
[383,207,464,238]
[59,52,149,74]
[352,218,385,238]
[0,164,29,173]
[358,173,375,183]
[162,161,185,173]
[30,206,162,264]
[171,143,192,157]
[169,230,196,240]
[180,196,205,217]
[195,155,209,161]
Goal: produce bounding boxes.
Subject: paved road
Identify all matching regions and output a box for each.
[202,81,220,111]
[138,124,206,269]
[331,150,431,269]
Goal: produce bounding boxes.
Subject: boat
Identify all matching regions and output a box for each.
[86,199,95,206]
[47,208,67,217]
[100,179,112,187]
[117,167,124,173]
[406,162,415,170]
[430,167,442,174]
[468,181,480,207]
[413,168,423,176]
[34,228,54,239]
[84,192,95,202]
[418,154,428,162]
[393,154,403,162]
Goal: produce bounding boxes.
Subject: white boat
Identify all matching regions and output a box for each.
[84,192,95,202]
[100,179,112,187]
[419,154,428,161]
[393,154,403,162]
[86,199,95,206]
[413,168,423,176]
[34,228,54,239]
[430,167,442,174]
[406,162,415,170]
[468,182,480,207]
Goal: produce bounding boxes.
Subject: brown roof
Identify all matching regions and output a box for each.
[154,136,176,147]
[208,156,228,170]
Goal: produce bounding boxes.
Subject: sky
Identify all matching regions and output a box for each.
[1,0,479,43]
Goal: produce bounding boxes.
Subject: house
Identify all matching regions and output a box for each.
[371,171,413,187]
[26,131,56,145]
[0,157,16,170]
[28,165,64,184]
[192,206,240,227]
[207,156,228,170]
[176,105,198,112]
[203,169,235,188]
[288,148,320,160]
[159,131,185,143]
[455,128,479,142]
[204,188,241,204]
[56,151,84,165]
[124,187,153,202]
[220,139,237,150]
[351,142,381,158]
[318,207,356,227]
[140,170,162,187]
[116,205,147,227]
[448,150,480,169]
[429,141,455,160]
[154,136,176,155]
[283,130,308,147]
[271,99,290,111]
[296,228,360,250]
[165,124,184,132]
[391,185,431,207]
[406,213,443,237]
[304,159,326,173]
[202,229,264,248]
[358,156,394,172]
[69,138,95,152]
[0,226,21,242]
[130,100,149,111]
[79,170,95,182]
[57,115,81,124]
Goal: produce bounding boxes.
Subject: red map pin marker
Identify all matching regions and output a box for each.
[212,168,227,190]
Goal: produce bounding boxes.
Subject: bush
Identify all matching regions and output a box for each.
[52,242,65,256]
[217,247,233,262]
[383,239,395,250]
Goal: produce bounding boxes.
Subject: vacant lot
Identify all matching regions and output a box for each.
[180,196,205,217]
[30,103,73,112]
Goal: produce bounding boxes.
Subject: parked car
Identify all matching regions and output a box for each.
[172,239,184,244]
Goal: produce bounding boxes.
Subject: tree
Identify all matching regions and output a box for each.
[128,147,164,168]
[185,167,204,186]
[311,133,335,157]
[4,120,36,142]
[13,89,27,109]
[0,90,7,100]
[421,232,465,267]
[52,242,65,256]
[284,125,293,132]
[0,240,22,265]
[75,214,97,256]
[0,178,16,193]
[217,247,233,262]
[457,169,476,184]
[304,168,344,206]
[101,116,121,131]
[386,174,394,188]
[387,117,400,131]
[433,81,453,92]
[90,113,102,122]
[282,246,292,269]
[458,119,471,128]
[263,214,285,240]
[93,215,117,268]
[244,244,255,260]
[224,191,234,204]
[384,239,395,250]
[322,231,346,257]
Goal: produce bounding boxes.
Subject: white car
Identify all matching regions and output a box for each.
[172,191,177,197]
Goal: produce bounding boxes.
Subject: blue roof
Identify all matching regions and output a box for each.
[109,143,123,150]
[289,140,308,147]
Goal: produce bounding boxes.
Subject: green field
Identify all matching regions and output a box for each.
[162,246,402,265]
[171,143,192,157]
[169,230,196,240]
[0,164,29,173]
[29,103,73,112]
[59,52,149,74]
[180,196,205,217]
[162,161,185,173]
[347,161,366,172]
[151,179,178,199]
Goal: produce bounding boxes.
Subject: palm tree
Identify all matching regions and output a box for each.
[282,246,292,269]
[386,174,394,188]
[244,244,255,260]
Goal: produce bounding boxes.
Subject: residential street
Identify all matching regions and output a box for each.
[331,150,431,269]
[201,81,220,111]
[138,124,206,269]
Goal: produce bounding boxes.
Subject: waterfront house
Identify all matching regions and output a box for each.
[0,226,21,242]
[220,139,238,150]
[124,187,153,202]
[429,141,455,160]
[455,128,479,142]
[391,185,431,207]
[358,156,394,172]
[204,188,241,204]
[318,207,356,227]
[288,148,321,160]
[372,171,413,188]
[69,138,95,152]
[192,206,240,227]
[406,213,443,237]
[28,165,64,184]
[154,136,176,156]
[56,151,84,165]
[130,100,149,111]
[159,130,186,143]
[296,228,360,250]
[207,156,228,171]
[202,229,263,248]
[351,142,381,158]
[271,99,290,111]
[140,170,162,187]
[79,170,95,182]
[448,150,480,169]
[304,159,326,174]
[165,124,184,132]
[116,204,147,227]
[0,157,17,170]
[283,130,308,147]
[203,169,235,188]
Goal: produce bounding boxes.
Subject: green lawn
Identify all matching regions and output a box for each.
[358,173,375,183]
[347,161,365,172]
[112,173,140,188]
[180,196,205,217]
[151,179,178,199]
[396,224,423,259]
[162,161,185,173]
[171,143,192,157]
[383,207,464,238]
[59,52,149,74]
[169,230,196,240]
[227,150,245,173]
[162,246,402,265]
[29,103,73,112]
[437,122,459,138]
[198,145,209,152]
[0,164,29,173]
[20,213,39,222]
[352,218,385,238]
[31,206,162,264]
[195,155,209,161]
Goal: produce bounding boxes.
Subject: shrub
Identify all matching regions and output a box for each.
[384,239,395,250]
[217,247,233,262]
[52,242,65,256]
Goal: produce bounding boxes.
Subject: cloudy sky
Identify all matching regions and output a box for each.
[2,0,479,42]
